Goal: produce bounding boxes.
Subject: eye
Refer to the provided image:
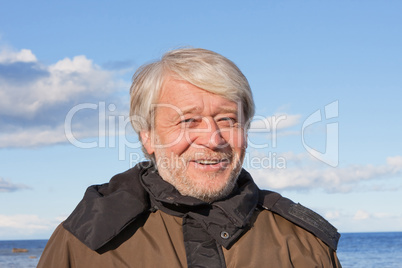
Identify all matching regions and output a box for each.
[219,117,236,122]
[180,117,199,127]
[217,117,237,127]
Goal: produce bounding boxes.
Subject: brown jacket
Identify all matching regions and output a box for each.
[38,163,342,267]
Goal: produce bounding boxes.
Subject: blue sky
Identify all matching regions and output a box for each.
[0,1,401,240]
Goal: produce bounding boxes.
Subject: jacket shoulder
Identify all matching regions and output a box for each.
[37,224,80,267]
[258,190,341,251]
[63,162,152,251]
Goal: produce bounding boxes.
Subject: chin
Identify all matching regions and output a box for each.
[184,171,239,203]
[157,158,242,203]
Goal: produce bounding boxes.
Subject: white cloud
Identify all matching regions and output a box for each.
[0,125,67,148]
[352,210,394,221]
[353,210,370,220]
[247,114,302,149]
[325,210,341,220]
[0,214,61,237]
[387,155,402,170]
[0,53,115,117]
[250,114,301,133]
[372,212,393,219]
[250,154,402,193]
[0,46,130,148]
[0,177,30,192]
[0,214,50,230]
[0,47,37,63]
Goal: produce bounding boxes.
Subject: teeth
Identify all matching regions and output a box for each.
[195,160,220,165]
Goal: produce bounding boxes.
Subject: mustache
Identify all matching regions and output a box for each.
[182,151,233,161]
[154,151,235,168]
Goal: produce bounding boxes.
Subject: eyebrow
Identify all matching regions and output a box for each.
[180,106,238,116]
[180,106,202,115]
[167,105,239,122]
[217,107,239,114]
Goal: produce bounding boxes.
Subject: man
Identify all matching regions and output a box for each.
[38,48,342,267]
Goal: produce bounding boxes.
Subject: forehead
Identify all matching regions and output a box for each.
[157,77,238,113]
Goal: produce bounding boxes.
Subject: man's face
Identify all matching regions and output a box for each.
[141,77,247,202]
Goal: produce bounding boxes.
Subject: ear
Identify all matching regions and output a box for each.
[242,137,248,151]
[140,131,155,155]
[244,135,248,150]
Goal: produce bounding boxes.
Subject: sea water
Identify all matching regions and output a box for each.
[0,239,47,268]
[337,232,402,268]
[0,232,401,267]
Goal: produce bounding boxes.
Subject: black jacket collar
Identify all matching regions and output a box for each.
[63,162,259,251]
[141,165,259,248]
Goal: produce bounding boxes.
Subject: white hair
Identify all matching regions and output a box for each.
[129,48,255,159]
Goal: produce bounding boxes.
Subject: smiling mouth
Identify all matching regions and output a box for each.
[193,159,229,165]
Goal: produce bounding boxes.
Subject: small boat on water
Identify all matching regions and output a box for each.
[12,248,29,253]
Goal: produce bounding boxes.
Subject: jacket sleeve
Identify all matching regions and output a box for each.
[331,249,343,268]
[37,224,74,268]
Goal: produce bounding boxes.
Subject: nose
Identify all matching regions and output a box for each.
[191,117,227,149]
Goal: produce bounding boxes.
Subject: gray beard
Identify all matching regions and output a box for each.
[154,153,243,203]
[167,165,241,203]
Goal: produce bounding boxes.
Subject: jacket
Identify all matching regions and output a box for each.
[38,162,342,268]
